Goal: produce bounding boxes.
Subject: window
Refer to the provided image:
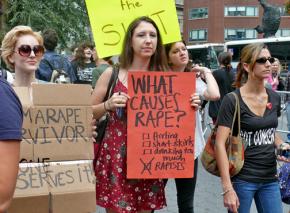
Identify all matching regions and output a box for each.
[225,6,258,16]
[189,8,208,19]
[189,29,208,41]
[278,7,290,16]
[276,29,290,37]
[224,29,257,40]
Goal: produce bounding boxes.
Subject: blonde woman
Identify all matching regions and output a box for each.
[1,26,44,87]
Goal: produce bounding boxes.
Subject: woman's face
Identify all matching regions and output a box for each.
[250,48,272,79]
[84,47,93,60]
[168,42,189,68]
[131,21,157,59]
[9,34,43,74]
[271,61,280,74]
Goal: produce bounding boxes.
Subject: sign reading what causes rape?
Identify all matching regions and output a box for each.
[127,72,196,179]
[85,0,181,58]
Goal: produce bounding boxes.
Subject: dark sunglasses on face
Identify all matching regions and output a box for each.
[16,45,44,57]
[255,57,275,64]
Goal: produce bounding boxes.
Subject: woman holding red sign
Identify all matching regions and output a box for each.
[163,40,220,213]
[91,17,201,213]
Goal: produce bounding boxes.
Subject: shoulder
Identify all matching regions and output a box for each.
[224,90,238,103]
[266,88,280,99]
[0,79,16,96]
[0,79,22,113]
[0,80,23,140]
[98,66,115,83]
[266,88,281,107]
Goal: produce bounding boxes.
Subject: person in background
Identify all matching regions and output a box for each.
[164,40,220,213]
[1,26,44,87]
[36,29,76,83]
[272,58,284,91]
[209,52,235,124]
[91,48,113,89]
[71,42,96,84]
[0,29,24,212]
[69,44,78,62]
[91,16,202,213]
[215,43,289,213]
[265,57,279,91]
[0,79,23,213]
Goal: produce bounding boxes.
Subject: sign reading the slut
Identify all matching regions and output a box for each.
[85,0,181,58]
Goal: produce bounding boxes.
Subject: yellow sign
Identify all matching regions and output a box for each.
[85,0,181,58]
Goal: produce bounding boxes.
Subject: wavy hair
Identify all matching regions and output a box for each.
[1,25,43,70]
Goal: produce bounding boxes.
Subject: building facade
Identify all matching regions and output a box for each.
[176,0,184,35]
[184,0,290,44]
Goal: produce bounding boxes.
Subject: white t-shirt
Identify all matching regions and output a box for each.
[195,78,207,159]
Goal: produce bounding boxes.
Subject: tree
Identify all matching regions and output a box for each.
[3,0,92,49]
[286,0,290,15]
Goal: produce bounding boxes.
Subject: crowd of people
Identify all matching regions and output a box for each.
[0,16,290,213]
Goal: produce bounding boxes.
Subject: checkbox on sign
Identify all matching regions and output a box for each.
[143,149,152,155]
[143,141,151,147]
[142,133,150,140]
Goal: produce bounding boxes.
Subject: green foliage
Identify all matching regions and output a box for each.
[286,0,290,14]
[4,0,92,49]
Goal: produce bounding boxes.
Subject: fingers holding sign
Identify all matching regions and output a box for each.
[106,91,130,111]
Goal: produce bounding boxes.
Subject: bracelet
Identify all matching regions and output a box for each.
[103,102,108,112]
[280,142,288,149]
[221,188,232,196]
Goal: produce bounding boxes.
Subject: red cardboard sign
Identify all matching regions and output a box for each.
[127,71,196,178]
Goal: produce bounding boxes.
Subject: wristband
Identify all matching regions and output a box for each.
[104,102,108,112]
[280,142,288,149]
[221,188,232,196]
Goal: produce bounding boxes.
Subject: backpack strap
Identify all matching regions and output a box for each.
[43,58,55,71]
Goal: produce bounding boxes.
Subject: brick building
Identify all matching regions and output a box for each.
[183,0,290,44]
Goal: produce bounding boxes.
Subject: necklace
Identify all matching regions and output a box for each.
[256,95,266,104]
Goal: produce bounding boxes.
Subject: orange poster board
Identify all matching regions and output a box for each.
[127,71,196,179]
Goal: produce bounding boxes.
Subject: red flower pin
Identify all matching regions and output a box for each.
[266,103,272,110]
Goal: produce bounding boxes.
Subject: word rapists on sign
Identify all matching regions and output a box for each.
[127,71,196,179]
[85,0,181,58]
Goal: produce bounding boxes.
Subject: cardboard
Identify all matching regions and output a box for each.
[9,161,96,213]
[31,84,91,106]
[14,85,94,162]
[9,163,50,213]
[127,72,196,178]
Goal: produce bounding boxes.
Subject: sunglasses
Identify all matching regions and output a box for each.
[15,45,44,57]
[255,57,275,64]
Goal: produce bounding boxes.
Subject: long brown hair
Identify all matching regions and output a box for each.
[234,43,268,88]
[73,41,94,69]
[218,52,232,72]
[119,16,168,71]
[165,40,192,72]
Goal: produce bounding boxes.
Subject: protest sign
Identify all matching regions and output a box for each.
[14,84,93,163]
[85,0,181,58]
[127,72,196,178]
[9,160,96,213]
